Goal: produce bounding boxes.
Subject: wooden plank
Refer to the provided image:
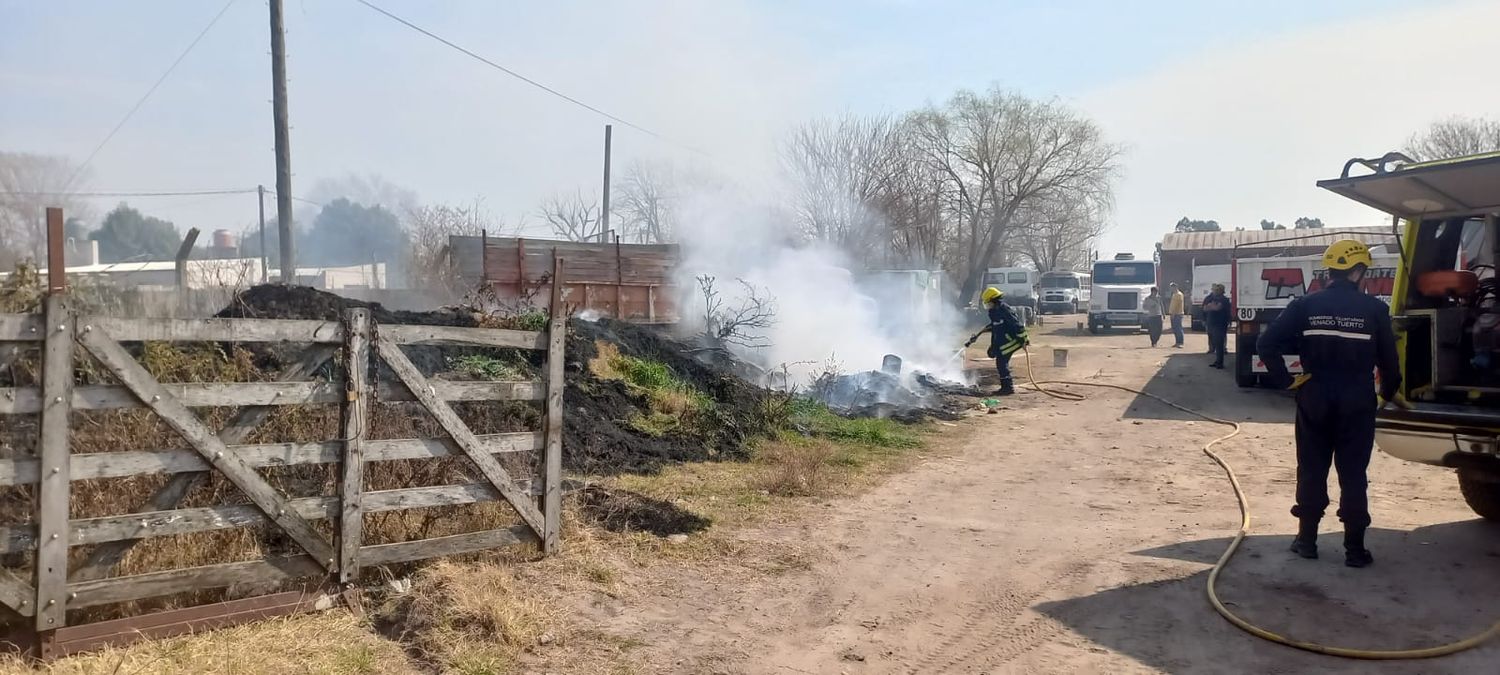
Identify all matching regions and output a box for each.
[48,588,328,658]
[543,255,566,555]
[379,323,546,351]
[35,294,73,629]
[76,327,335,572]
[361,525,536,566]
[0,568,35,617]
[0,314,43,341]
[1,381,338,414]
[82,316,344,344]
[337,308,370,585]
[69,345,338,583]
[0,432,543,486]
[0,482,542,554]
[67,556,324,608]
[374,339,546,536]
[377,379,545,402]
[1,378,542,414]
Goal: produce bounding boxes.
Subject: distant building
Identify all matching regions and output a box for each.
[1156,226,1394,293]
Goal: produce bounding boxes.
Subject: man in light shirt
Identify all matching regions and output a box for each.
[1167,282,1186,348]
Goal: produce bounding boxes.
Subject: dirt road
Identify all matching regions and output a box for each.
[579,318,1500,674]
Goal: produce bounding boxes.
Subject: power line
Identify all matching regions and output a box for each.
[2,189,257,198]
[353,0,708,156]
[62,0,239,192]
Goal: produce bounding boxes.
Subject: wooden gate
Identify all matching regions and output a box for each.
[0,261,568,657]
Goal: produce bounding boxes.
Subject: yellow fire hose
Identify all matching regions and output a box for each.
[1008,345,1500,659]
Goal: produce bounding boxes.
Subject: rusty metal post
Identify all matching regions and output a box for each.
[46,208,65,292]
[614,234,623,317]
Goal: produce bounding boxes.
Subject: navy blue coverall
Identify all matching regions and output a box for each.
[986,301,1028,388]
[1256,278,1400,532]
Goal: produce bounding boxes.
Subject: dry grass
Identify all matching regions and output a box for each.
[756,441,837,497]
[396,560,562,673]
[0,612,409,675]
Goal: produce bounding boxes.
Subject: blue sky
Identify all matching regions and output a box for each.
[1,0,1489,256]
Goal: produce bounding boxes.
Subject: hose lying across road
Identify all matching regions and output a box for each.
[1012,345,1500,659]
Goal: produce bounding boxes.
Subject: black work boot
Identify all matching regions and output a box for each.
[995,379,1015,396]
[1344,528,1373,568]
[1290,519,1319,559]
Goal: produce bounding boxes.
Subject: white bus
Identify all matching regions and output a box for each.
[982,267,1040,309]
[1038,270,1091,314]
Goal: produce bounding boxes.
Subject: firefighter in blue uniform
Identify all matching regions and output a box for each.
[966,287,1029,396]
[1256,239,1400,568]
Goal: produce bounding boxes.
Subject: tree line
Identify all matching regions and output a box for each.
[542,87,1125,307]
[5,111,1497,292]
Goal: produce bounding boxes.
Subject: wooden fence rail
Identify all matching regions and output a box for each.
[0,256,568,657]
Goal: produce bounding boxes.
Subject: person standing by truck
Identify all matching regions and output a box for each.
[1142,287,1166,346]
[1202,283,1232,368]
[1255,239,1400,568]
[1167,282,1186,347]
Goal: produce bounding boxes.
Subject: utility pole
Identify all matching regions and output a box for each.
[257,185,267,283]
[269,0,295,282]
[600,124,612,240]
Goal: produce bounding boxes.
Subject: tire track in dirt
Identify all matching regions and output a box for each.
[902,561,1094,674]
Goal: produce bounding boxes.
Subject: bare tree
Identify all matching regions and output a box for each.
[616,160,676,244]
[908,89,1122,306]
[1018,196,1108,272]
[406,198,515,292]
[696,274,776,348]
[540,191,603,242]
[1405,116,1500,161]
[782,113,905,264]
[0,152,92,266]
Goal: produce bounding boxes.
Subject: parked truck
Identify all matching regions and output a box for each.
[1231,245,1399,388]
[1087,254,1158,334]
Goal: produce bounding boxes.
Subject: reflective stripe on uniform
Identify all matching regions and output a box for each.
[1302,329,1372,341]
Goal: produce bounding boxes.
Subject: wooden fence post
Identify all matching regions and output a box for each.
[337,309,371,586]
[542,254,566,555]
[35,294,74,635]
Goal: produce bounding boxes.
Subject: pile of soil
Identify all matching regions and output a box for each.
[565,318,772,474]
[216,284,479,326]
[215,285,510,376]
[212,286,773,475]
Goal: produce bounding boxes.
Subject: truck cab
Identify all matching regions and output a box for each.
[1088,254,1157,334]
[1317,151,1500,520]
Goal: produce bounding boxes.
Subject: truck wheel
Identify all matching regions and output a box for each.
[1088,319,1100,334]
[1234,340,1258,388]
[1458,468,1500,521]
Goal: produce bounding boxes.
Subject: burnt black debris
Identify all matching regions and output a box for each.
[810,369,973,421]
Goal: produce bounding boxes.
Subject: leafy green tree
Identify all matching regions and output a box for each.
[300,198,409,267]
[90,203,179,263]
[1294,216,1324,229]
[1259,219,1284,231]
[1175,217,1220,233]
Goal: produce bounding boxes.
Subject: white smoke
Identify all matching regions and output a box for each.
[672,185,968,387]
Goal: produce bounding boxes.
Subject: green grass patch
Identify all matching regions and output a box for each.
[785,398,920,449]
[588,341,714,436]
[452,353,528,380]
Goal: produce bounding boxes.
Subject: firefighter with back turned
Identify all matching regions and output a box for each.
[1256,239,1401,568]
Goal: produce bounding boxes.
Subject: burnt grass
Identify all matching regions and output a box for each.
[219,285,774,476]
[565,317,773,474]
